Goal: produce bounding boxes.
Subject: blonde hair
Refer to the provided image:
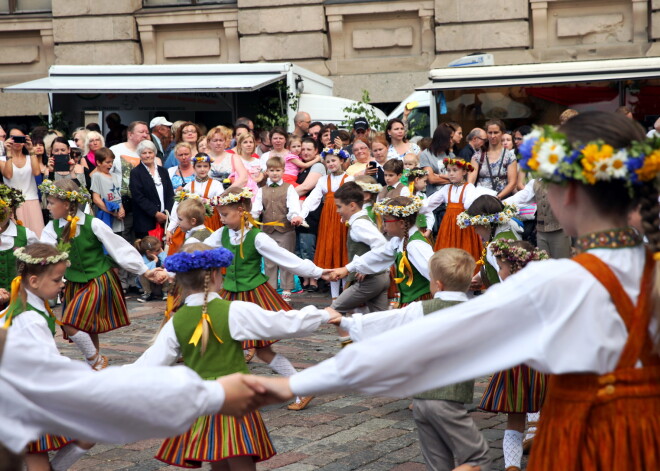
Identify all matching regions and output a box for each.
[403,153,420,166]
[51,179,81,243]
[266,156,285,169]
[559,109,579,125]
[236,132,256,158]
[428,248,476,292]
[177,198,206,224]
[174,141,194,157]
[206,125,232,143]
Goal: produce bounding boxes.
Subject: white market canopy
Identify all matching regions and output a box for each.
[417,57,660,90]
[2,63,333,94]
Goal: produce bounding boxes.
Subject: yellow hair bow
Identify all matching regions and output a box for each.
[1,276,61,328]
[393,251,415,287]
[239,212,283,258]
[164,295,175,321]
[189,312,223,349]
[66,215,80,240]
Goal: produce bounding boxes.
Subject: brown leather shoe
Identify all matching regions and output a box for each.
[244,348,256,363]
[287,396,314,411]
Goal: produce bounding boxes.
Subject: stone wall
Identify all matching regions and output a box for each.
[0,0,658,117]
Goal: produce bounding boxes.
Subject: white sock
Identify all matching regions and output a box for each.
[51,443,88,471]
[330,280,340,298]
[69,332,98,363]
[503,429,523,469]
[526,411,540,440]
[268,353,298,377]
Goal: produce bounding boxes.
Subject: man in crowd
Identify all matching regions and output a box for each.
[149,117,172,159]
[457,128,486,160]
[292,111,311,138]
[105,113,127,148]
[308,121,322,142]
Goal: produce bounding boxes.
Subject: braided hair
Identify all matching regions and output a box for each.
[385,196,418,252]
[51,179,81,244]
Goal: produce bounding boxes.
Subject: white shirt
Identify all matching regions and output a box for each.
[377,181,411,202]
[346,226,433,281]
[109,142,138,176]
[414,192,435,229]
[347,210,386,262]
[422,183,495,214]
[300,173,354,219]
[133,292,329,367]
[41,210,150,276]
[290,246,652,397]
[202,226,323,279]
[1,310,224,453]
[340,291,468,342]
[142,163,165,212]
[0,220,39,250]
[505,178,537,206]
[167,178,223,232]
[251,179,302,222]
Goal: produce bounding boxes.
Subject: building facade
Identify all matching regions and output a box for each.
[1,0,658,117]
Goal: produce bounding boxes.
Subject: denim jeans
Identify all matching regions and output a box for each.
[296,232,317,262]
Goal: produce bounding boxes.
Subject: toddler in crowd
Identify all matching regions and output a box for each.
[135,236,168,303]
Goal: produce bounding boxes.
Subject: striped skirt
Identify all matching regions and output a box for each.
[62,270,129,334]
[155,411,275,468]
[27,434,71,454]
[218,282,289,349]
[479,364,548,414]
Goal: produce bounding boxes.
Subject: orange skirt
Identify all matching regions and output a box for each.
[434,202,482,271]
[205,208,222,231]
[313,194,348,269]
[167,228,186,256]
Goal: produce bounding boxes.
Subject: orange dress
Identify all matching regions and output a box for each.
[313,175,348,269]
[167,179,221,256]
[528,251,660,471]
[433,183,483,265]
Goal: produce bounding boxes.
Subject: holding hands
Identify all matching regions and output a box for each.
[322,267,349,282]
[216,374,296,417]
[325,307,342,325]
[145,267,169,285]
[290,216,304,227]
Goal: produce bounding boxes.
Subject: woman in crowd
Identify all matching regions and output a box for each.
[167,142,196,192]
[164,122,200,168]
[129,140,174,239]
[233,132,263,195]
[346,137,385,184]
[83,131,105,174]
[386,118,421,160]
[370,134,389,167]
[318,123,337,151]
[469,119,518,199]
[418,124,452,198]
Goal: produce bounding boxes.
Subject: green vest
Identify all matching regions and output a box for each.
[365,205,376,223]
[0,224,27,291]
[172,298,249,380]
[220,227,268,292]
[5,300,56,336]
[53,216,114,283]
[414,298,475,403]
[347,215,383,283]
[395,231,431,304]
[483,229,517,286]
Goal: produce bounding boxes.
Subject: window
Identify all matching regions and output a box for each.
[0,0,51,13]
[143,0,234,6]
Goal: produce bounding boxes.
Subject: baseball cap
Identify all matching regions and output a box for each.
[353,117,369,130]
[149,116,173,128]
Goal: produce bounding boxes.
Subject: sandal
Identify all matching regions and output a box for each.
[89,354,108,371]
[244,348,256,363]
[287,396,314,411]
[340,338,353,349]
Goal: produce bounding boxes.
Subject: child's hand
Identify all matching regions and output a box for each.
[251,376,294,403]
[324,267,349,281]
[469,273,482,291]
[165,231,173,246]
[354,273,366,282]
[145,268,168,284]
[325,307,342,325]
[217,373,267,417]
[290,216,303,226]
[118,207,125,220]
[421,229,431,239]
[0,288,9,304]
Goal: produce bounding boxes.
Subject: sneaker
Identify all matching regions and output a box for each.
[281,291,292,302]
[137,293,153,303]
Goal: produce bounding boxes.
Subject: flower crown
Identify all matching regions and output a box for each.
[407,168,428,179]
[457,202,518,229]
[164,247,234,273]
[374,196,424,218]
[443,157,474,172]
[355,181,383,194]
[14,247,70,267]
[38,180,91,204]
[489,238,549,273]
[211,188,254,206]
[321,148,350,160]
[192,153,212,164]
[174,191,214,216]
[519,126,660,189]
[0,185,25,210]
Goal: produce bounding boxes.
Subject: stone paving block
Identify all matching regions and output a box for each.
[270,435,311,453]
[272,464,318,471]
[123,439,162,452]
[355,427,408,443]
[90,447,143,462]
[299,451,350,467]
[258,452,310,470]
[273,424,343,440]
[316,447,382,470]
[391,419,417,431]
[390,463,427,471]
[118,461,164,471]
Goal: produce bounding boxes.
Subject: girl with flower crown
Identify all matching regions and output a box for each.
[329,195,434,307]
[39,178,166,369]
[258,111,660,471]
[406,167,435,237]
[421,157,495,264]
[1,243,94,471]
[166,153,224,255]
[354,175,382,223]
[203,187,326,411]
[0,184,39,307]
[134,242,338,469]
[300,147,353,299]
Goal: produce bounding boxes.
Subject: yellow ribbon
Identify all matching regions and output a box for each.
[393,251,415,287]
[408,181,415,195]
[654,252,660,262]
[66,215,80,240]
[476,248,487,267]
[0,276,21,327]
[15,219,23,226]
[164,295,175,321]
[188,312,224,347]
[44,302,64,326]
[239,212,284,259]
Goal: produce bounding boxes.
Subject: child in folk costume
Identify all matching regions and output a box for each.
[134,243,339,469]
[1,244,94,471]
[353,175,382,223]
[300,147,353,299]
[329,196,434,307]
[478,239,549,471]
[251,157,304,303]
[204,187,325,410]
[0,185,39,307]
[331,249,491,471]
[377,159,410,201]
[167,153,223,255]
[260,111,660,471]
[421,157,494,263]
[39,179,165,369]
[407,167,435,238]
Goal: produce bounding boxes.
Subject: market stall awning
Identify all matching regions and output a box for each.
[2,64,291,94]
[417,57,660,90]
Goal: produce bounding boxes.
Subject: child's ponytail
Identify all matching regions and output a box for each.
[200,271,211,356]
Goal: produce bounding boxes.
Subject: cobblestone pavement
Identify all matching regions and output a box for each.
[54,290,527,471]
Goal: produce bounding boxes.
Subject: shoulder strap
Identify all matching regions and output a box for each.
[572,252,657,368]
[203,180,212,198]
[458,183,468,203]
[326,175,332,192]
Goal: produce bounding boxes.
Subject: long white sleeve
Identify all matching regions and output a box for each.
[132,319,181,367]
[202,226,225,247]
[229,301,329,340]
[407,238,433,281]
[0,318,224,454]
[286,184,302,220]
[168,201,180,232]
[255,232,323,278]
[340,303,423,342]
[91,218,149,275]
[349,217,386,248]
[290,246,648,398]
[505,179,537,206]
[346,238,397,274]
[251,188,264,218]
[421,185,448,213]
[300,178,326,218]
[40,221,57,245]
